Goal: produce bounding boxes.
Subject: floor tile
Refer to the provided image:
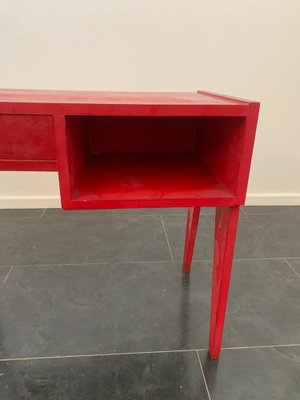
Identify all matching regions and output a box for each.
[222,259,300,347]
[243,205,300,215]
[0,215,171,265]
[162,214,215,261]
[0,352,209,400]
[199,346,300,400]
[287,259,300,276]
[247,214,300,258]
[162,213,263,261]
[163,212,300,261]
[0,262,211,358]
[0,209,44,218]
[1,258,298,358]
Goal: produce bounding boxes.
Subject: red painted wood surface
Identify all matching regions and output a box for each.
[0,88,260,359]
[0,89,252,116]
[183,207,201,273]
[0,89,259,176]
[68,153,235,209]
[209,206,240,358]
[89,116,196,153]
[55,112,259,210]
[0,115,56,171]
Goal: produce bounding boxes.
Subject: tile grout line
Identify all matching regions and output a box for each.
[284,259,300,279]
[160,215,174,262]
[196,351,212,400]
[0,348,205,363]
[1,344,300,363]
[189,256,300,263]
[1,256,300,269]
[39,208,47,218]
[222,343,300,351]
[7,260,174,268]
[0,265,14,291]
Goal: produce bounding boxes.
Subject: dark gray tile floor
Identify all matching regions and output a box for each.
[162,208,300,260]
[199,346,300,400]
[0,214,171,265]
[0,206,299,399]
[0,352,209,400]
[287,258,300,277]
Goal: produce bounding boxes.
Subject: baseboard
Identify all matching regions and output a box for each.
[0,193,299,209]
[245,193,300,206]
[0,196,61,209]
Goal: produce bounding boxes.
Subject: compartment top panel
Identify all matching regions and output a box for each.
[0,89,255,105]
[0,89,258,116]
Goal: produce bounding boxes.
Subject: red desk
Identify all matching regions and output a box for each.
[0,89,260,358]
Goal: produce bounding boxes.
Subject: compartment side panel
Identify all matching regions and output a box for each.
[65,117,89,195]
[195,117,246,197]
[54,116,89,207]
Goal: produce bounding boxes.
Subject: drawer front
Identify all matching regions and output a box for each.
[0,115,55,160]
[0,115,56,170]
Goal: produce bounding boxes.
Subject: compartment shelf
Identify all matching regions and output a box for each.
[71,152,235,208]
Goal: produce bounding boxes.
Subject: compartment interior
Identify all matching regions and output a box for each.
[64,115,245,206]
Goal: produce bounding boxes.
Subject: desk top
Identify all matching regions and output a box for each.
[0,89,258,117]
[0,89,256,106]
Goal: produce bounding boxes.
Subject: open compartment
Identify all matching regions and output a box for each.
[59,115,246,209]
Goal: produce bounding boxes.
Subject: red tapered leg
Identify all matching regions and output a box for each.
[183,207,201,273]
[209,206,240,359]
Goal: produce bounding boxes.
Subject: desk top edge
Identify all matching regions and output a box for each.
[0,89,259,107]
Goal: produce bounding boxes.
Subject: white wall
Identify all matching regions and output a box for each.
[0,0,299,208]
